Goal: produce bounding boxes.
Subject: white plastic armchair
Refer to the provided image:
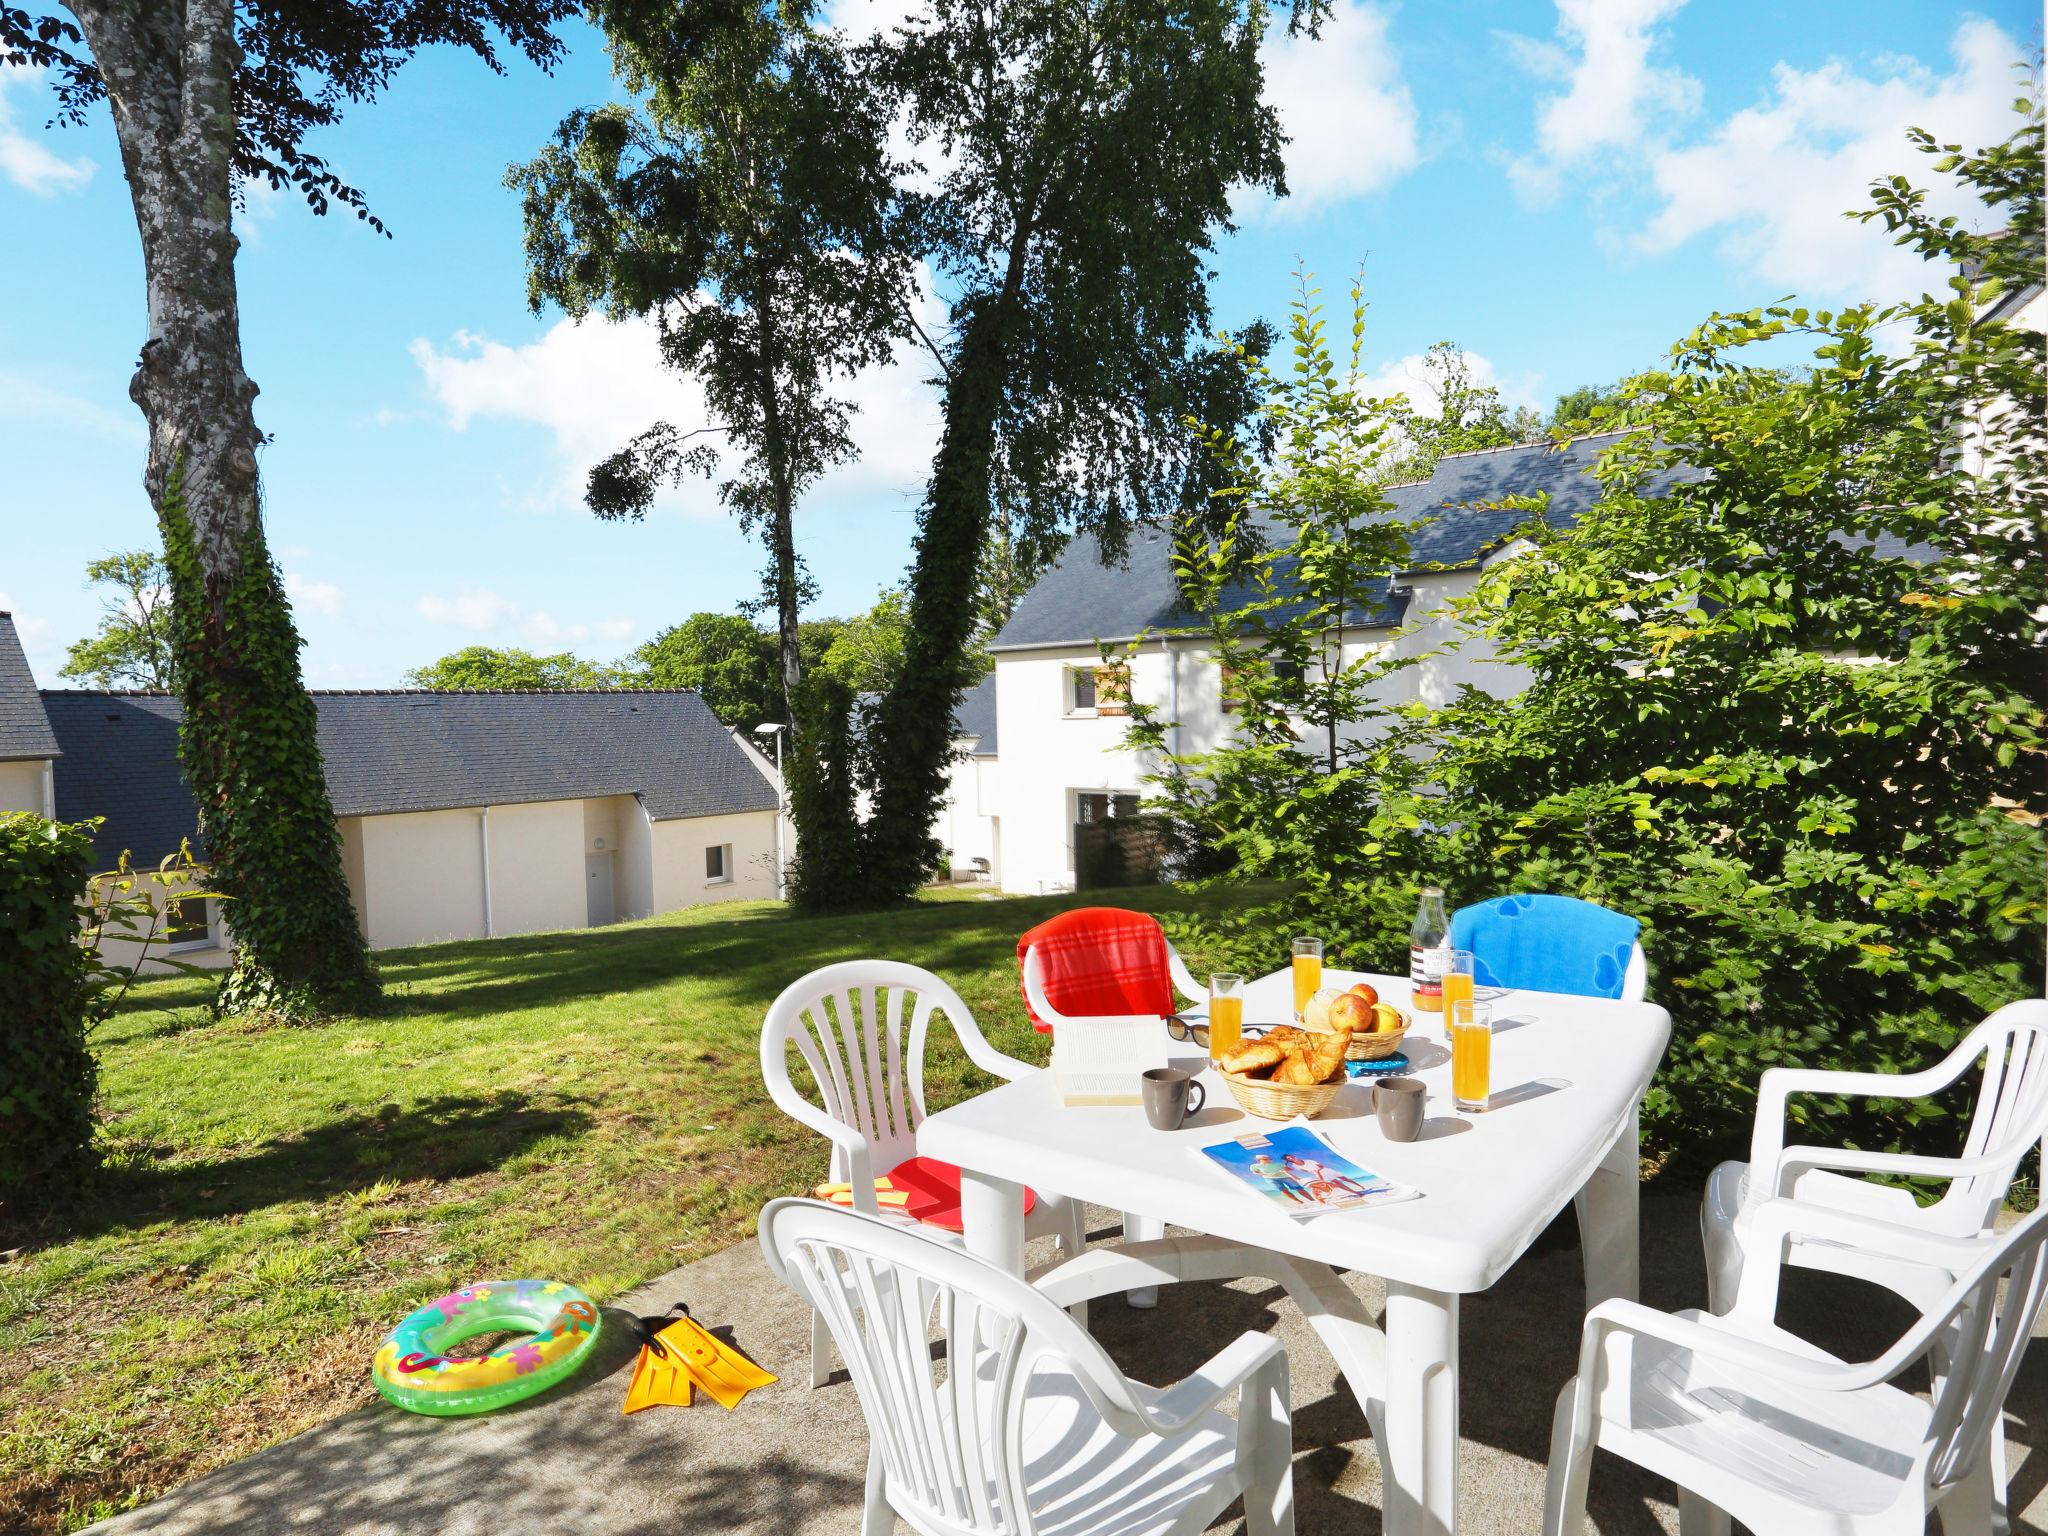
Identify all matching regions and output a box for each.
[1545,1200,2048,1536]
[1703,1000,2048,1315]
[761,960,1085,1386]
[760,1198,1294,1536]
[1020,940,1204,1310]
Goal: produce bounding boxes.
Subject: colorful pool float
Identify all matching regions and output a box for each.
[371,1279,602,1417]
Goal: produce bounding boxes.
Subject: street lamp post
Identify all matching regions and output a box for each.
[753,723,787,902]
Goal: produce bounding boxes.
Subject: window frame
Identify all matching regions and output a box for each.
[705,843,733,885]
[162,895,216,953]
[1064,665,1098,717]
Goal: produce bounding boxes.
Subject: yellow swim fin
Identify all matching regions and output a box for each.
[651,1312,779,1411]
[622,1340,694,1414]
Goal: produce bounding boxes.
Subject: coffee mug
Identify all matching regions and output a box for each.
[1142,1066,1207,1131]
[1373,1077,1425,1142]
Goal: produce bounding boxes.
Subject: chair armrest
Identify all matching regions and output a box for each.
[1578,1299,1867,1393]
[1166,943,1207,1011]
[1727,1195,1987,1324]
[954,1031,1041,1083]
[1031,1235,1304,1308]
[1748,1051,1980,1201]
[1776,1143,2018,1186]
[1141,1330,1289,1437]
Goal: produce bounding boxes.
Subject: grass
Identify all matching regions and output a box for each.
[0,884,1232,1534]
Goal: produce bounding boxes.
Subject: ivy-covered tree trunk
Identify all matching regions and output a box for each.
[863,304,1013,895]
[71,0,378,1018]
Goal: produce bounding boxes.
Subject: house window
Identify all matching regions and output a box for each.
[163,896,213,952]
[1074,791,1141,825]
[705,844,732,884]
[1065,667,1097,715]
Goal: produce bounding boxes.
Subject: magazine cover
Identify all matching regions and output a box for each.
[1196,1120,1418,1219]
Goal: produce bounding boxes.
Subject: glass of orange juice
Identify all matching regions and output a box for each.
[1439,949,1475,1040]
[1208,973,1244,1063]
[1290,937,1323,1021]
[1452,999,1492,1111]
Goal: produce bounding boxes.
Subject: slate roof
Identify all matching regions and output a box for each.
[991,432,1700,652]
[0,612,59,762]
[43,689,777,870]
[953,675,998,756]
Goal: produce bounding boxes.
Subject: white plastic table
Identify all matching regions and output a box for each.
[917,968,1671,1536]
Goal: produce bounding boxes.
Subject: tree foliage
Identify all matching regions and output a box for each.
[852,0,1310,902]
[405,646,624,690]
[60,549,178,690]
[1132,108,2048,1167]
[1380,341,1542,483]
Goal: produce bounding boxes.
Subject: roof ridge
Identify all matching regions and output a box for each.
[1429,428,1635,464]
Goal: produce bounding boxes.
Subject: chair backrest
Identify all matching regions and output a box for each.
[759,1198,1152,1536]
[1935,1000,2048,1232]
[1913,1207,2048,1494]
[760,961,986,1193]
[1448,893,1645,1002]
[1016,906,1177,1033]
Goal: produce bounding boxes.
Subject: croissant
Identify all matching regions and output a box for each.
[1220,1038,1286,1076]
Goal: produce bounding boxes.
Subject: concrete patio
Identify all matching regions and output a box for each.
[90,1195,2048,1535]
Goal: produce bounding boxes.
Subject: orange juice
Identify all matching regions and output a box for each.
[1291,953,1322,1018]
[1453,1020,1491,1110]
[1208,994,1243,1062]
[1441,970,1474,1023]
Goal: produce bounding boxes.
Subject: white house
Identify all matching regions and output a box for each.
[978,432,1701,895]
[935,675,1000,882]
[2,625,785,967]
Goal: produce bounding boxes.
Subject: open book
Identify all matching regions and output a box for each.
[1196,1119,1418,1219]
[1050,1015,1163,1106]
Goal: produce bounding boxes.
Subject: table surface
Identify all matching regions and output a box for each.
[919,968,1671,1294]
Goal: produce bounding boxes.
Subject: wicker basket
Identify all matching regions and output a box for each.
[1219,1069,1343,1121]
[1346,1012,1411,1061]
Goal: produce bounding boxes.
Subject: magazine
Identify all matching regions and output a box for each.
[1195,1119,1419,1219]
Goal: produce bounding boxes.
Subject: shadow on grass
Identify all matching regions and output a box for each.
[14,1091,593,1248]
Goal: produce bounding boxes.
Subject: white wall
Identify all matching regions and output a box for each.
[649,808,778,912]
[339,816,370,939]
[485,799,586,938]
[938,746,998,877]
[616,795,655,921]
[358,807,488,949]
[0,757,49,815]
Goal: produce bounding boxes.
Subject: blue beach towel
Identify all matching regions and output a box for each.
[1449,894,1641,1000]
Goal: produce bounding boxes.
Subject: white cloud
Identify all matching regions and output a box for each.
[1260,1,1420,214]
[0,63,93,196]
[1363,348,1542,419]
[1501,0,1700,204]
[0,593,57,676]
[1633,17,2024,300]
[415,588,636,652]
[284,574,344,616]
[410,266,947,520]
[0,367,144,444]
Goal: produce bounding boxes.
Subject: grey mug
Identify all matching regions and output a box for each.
[1142,1066,1206,1131]
[1373,1076,1426,1142]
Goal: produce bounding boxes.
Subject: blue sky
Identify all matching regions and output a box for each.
[1,1,2036,687]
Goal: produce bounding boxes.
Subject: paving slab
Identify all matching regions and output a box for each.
[89,1197,2048,1535]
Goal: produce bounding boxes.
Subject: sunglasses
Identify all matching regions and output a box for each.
[1165,1016,1268,1049]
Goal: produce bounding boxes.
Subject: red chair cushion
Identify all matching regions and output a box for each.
[1016,906,1175,1034]
[812,1155,1038,1235]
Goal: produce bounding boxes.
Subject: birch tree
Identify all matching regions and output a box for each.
[2,2,576,1017]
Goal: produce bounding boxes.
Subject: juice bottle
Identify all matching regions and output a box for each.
[1410,887,1447,1013]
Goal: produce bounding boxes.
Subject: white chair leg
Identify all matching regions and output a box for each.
[1241,1351,1295,1536]
[1939,1454,1995,1536]
[1990,1416,2012,1536]
[862,1447,893,1536]
[810,1304,833,1390]
[1676,1489,1730,1536]
[1122,1211,1164,1308]
[1057,1199,1090,1330]
[1543,1378,1593,1536]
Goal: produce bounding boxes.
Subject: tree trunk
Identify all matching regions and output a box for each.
[862,302,1011,897]
[71,0,379,1018]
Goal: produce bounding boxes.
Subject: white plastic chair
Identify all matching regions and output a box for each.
[1021,938,1203,1310]
[762,960,1086,1387]
[760,1197,1295,1536]
[1545,1199,2048,1536]
[1703,1001,2048,1311]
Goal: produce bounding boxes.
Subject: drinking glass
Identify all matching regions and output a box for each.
[1439,949,1475,1039]
[1290,937,1323,1022]
[1208,973,1244,1063]
[1452,999,1492,1112]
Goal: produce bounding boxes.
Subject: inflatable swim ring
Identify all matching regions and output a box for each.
[371,1279,602,1417]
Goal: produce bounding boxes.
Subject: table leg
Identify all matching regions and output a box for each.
[1575,1104,1642,1309]
[1382,1280,1459,1536]
[959,1168,1026,1277]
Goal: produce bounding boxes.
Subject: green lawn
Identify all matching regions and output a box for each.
[0,886,1232,1534]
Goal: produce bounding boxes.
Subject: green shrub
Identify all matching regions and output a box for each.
[0,815,101,1210]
